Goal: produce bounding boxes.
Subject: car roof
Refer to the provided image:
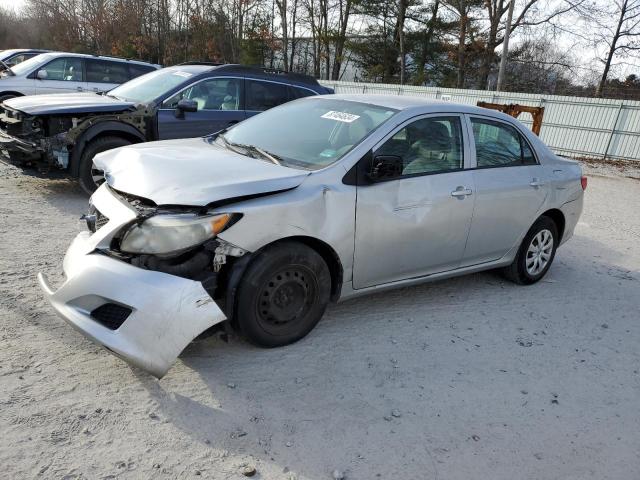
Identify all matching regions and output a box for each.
[0,48,49,56]
[30,51,159,67]
[326,93,515,120]
[176,62,324,90]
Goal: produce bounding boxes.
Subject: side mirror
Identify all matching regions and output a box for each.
[175,98,198,118]
[367,155,403,182]
[36,69,48,80]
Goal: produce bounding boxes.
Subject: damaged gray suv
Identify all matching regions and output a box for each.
[39,95,586,377]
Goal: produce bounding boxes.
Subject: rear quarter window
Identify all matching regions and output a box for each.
[288,86,316,100]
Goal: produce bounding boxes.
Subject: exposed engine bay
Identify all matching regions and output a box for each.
[0,102,150,170]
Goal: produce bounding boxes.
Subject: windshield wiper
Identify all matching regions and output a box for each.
[217,135,282,166]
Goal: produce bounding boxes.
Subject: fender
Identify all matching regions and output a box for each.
[69,121,146,177]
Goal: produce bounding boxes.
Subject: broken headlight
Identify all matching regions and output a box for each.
[120,213,233,255]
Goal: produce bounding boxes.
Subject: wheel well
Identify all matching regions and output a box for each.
[269,236,344,302]
[88,130,143,146]
[0,91,24,99]
[541,209,565,240]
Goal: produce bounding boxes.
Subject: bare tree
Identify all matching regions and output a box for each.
[479,0,586,90]
[593,0,640,97]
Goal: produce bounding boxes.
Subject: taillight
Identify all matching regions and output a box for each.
[581,176,588,190]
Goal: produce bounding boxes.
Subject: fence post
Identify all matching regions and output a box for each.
[603,101,624,161]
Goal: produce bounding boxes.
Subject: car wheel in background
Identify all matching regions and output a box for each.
[502,215,558,285]
[235,241,331,347]
[78,136,131,195]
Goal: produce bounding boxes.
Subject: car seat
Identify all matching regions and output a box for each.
[333,114,374,157]
[221,82,238,110]
[190,83,210,110]
[65,65,80,81]
[402,121,458,174]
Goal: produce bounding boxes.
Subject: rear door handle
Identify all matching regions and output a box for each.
[76,86,83,91]
[451,187,473,198]
[530,179,545,187]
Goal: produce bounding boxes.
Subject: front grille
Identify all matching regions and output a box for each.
[95,208,109,230]
[91,303,132,330]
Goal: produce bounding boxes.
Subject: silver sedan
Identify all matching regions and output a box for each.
[39,94,586,377]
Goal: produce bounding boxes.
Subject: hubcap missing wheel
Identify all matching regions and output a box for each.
[256,267,316,330]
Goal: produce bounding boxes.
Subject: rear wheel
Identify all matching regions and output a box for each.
[235,242,331,347]
[502,216,558,285]
[78,136,131,195]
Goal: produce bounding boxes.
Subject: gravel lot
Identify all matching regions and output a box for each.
[1,160,639,480]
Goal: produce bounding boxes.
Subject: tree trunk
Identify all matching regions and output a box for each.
[415,0,439,85]
[397,0,407,85]
[331,0,351,80]
[596,1,626,97]
[276,0,288,71]
[457,13,467,88]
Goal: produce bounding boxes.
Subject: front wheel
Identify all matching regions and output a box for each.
[235,242,331,347]
[78,136,131,195]
[502,216,558,285]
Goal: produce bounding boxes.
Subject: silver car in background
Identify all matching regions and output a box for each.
[38,94,586,377]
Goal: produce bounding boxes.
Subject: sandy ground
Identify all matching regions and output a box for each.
[1,160,639,480]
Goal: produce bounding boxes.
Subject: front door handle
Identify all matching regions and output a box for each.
[530,178,545,188]
[76,86,83,91]
[451,187,473,198]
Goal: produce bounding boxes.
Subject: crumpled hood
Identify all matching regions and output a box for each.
[4,93,136,116]
[94,138,311,206]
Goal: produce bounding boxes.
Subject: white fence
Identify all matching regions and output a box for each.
[320,80,640,162]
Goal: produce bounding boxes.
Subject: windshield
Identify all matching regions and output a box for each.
[108,67,195,103]
[1,53,47,77]
[217,98,397,170]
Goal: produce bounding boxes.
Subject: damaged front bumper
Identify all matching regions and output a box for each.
[37,185,227,377]
[0,127,40,155]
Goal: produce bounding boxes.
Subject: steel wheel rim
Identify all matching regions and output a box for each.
[255,265,317,334]
[91,162,105,187]
[525,229,553,276]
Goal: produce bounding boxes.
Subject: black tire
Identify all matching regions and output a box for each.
[0,94,17,104]
[78,136,131,195]
[502,216,558,285]
[235,241,331,347]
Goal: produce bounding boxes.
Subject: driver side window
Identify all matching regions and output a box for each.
[40,57,84,82]
[375,116,464,176]
[163,78,243,111]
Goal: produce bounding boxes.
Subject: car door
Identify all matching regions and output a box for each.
[34,57,88,94]
[353,115,475,289]
[156,77,245,140]
[460,116,549,266]
[85,59,129,93]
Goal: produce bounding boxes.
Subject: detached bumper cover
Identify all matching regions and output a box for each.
[0,128,39,154]
[38,185,227,378]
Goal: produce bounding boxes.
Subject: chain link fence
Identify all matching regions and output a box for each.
[321,81,640,162]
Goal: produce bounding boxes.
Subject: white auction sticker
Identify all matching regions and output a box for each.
[321,111,361,123]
